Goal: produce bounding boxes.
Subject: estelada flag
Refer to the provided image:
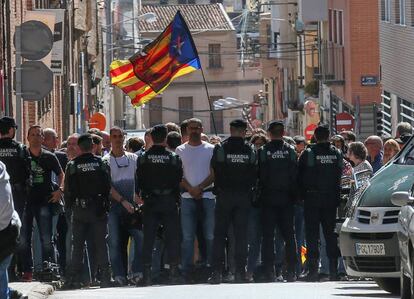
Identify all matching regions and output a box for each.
[110,11,201,107]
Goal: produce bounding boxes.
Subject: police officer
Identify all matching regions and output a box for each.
[259,120,298,282]
[63,134,112,289]
[208,119,257,284]
[0,117,30,220]
[136,125,183,286]
[298,124,343,282]
[0,117,30,281]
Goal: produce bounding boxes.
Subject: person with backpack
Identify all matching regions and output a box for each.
[298,124,343,282]
[258,121,298,282]
[208,119,257,284]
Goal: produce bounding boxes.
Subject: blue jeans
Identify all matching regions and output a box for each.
[247,207,262,273]
[0,255,12,299]
[108,204,143,278]
[19,204,54,272]
[181,197,215,273]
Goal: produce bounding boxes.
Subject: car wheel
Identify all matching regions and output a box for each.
[374,277,400,295]
[401,260,411,299]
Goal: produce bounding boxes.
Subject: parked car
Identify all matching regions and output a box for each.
[339,136,414,295]
[391,189,414,299]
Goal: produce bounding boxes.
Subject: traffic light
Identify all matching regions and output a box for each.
[376,110,383,136]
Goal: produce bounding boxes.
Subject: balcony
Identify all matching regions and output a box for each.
[314,41,345,85]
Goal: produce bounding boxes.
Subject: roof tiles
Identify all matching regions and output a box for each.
[139,4,234,32]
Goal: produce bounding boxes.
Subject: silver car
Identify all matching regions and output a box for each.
[392,190,414,299]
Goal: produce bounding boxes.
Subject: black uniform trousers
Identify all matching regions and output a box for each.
[142,195,180,267]
[70,203,110,282]
[212,191,250,273]
[262,203,298,273]
[9,184,27,275]
[304,201,340,270]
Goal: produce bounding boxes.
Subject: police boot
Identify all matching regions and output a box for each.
[263,265,275,283]
[207,270,222,285]
[285,264,297,282]
[100,268,114,288]
[169,264,184,285]
[141,265,152,286]
[329,259,339,281]
[303,261,319,282]
[235,270,248,284]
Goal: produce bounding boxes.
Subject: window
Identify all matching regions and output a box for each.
[208,44,221,68]
[328,9,333,41]
[396,0,406,24]
[338,11,343,45]
[395,0,401,23]
[178,97,193,123]
[209,96,224,134]
[149,97,162,127]
[401,0,407,24]
[410,0,414,25]
[381,0,386,20]
[273,32,280,49]
[333,10,337,44]
[386,0,391,21]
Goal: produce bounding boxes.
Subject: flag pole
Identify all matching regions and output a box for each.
[200,67,217,136]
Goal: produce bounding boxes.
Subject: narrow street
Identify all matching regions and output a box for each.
[50,281,397,299]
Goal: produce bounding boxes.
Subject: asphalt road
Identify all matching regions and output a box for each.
[50,281,398,299]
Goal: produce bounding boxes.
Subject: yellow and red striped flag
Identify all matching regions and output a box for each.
[110,11,201,107]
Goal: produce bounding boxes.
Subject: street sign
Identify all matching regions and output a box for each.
[89,112,107,131]
[20,61,53,100]
[304,123,317,141]
[14,20,53,60]
[336,112,354,132]
[361,76,378,86]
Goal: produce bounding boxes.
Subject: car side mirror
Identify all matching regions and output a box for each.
[391,191,414,206]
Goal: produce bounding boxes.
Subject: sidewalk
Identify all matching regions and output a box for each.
[9,282,57,299]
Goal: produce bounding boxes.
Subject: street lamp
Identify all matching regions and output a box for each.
[101,12,157,29]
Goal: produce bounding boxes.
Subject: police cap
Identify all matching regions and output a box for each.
[0,116,17,130]
[230,119,247,129]
[267,120,284,131]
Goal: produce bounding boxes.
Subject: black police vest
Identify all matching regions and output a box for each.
[303,144,343,193]
[67,156,110,199]
[139,149,180,191]
[259,141,296,193]
[213,140,256,190]
[0,139,30,185]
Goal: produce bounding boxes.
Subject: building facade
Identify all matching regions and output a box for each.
[320,0,381,139]
[379,0,414,136]
[135,4,262,134]
[0,0,104,142]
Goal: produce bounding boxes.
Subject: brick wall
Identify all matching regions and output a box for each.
[329,0,381,107]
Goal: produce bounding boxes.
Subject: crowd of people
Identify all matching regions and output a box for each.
[0,115,412,297]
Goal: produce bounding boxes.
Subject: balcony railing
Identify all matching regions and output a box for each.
[314,41,345,85]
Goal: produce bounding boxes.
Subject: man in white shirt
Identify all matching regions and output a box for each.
[103,127,143,286]
[175,118,214,279]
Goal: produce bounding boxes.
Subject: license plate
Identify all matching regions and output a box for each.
[355,243,385,256]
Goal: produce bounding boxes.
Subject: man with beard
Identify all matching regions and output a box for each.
[176,118,215,282]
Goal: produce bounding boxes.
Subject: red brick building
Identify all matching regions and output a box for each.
[0,0,103,143]
[320,0,381,138]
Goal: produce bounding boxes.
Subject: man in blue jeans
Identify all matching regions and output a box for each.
[104,127,143,286]
[19,126,64,282]
[176,118,215,281]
